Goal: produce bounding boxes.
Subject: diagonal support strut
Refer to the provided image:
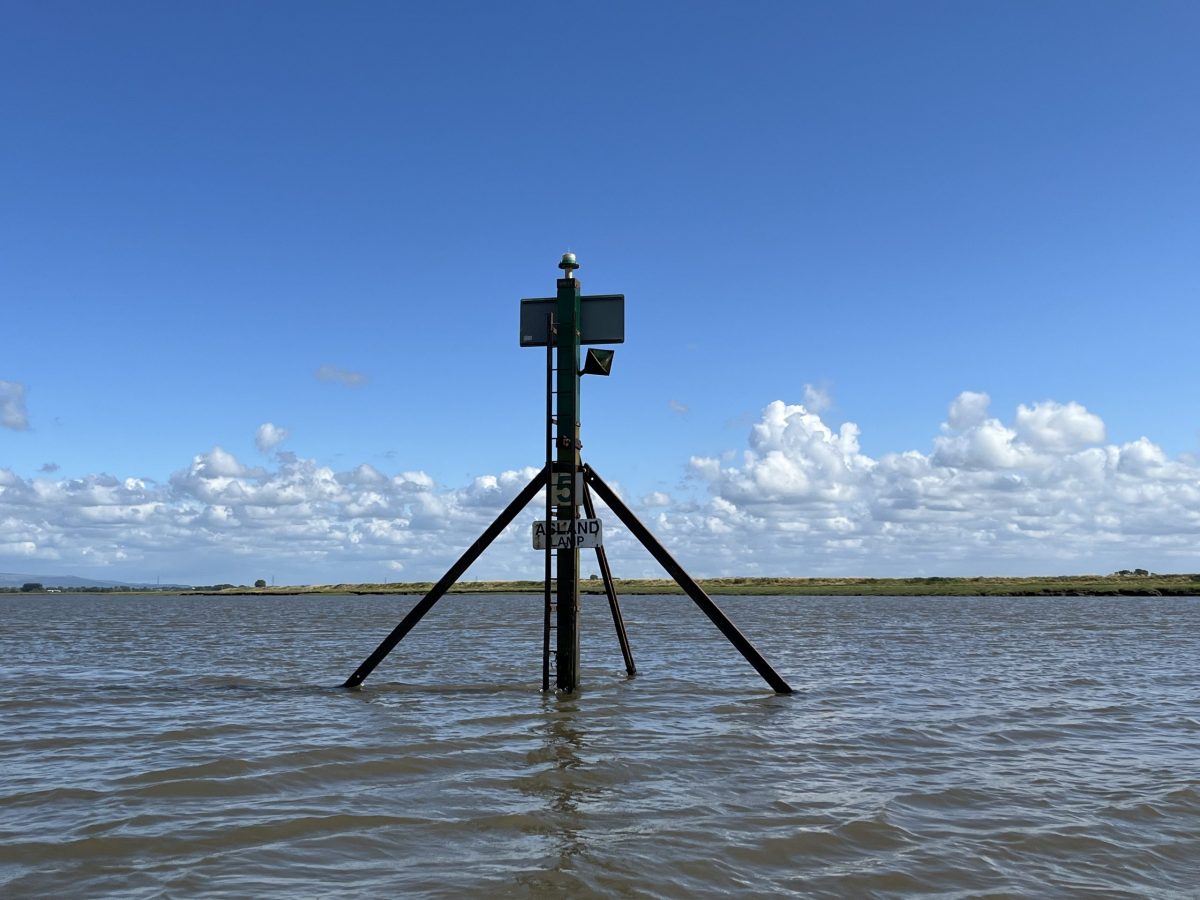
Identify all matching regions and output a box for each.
[582,479,636,676]
[343,466,549,688]
[582,464,794,695]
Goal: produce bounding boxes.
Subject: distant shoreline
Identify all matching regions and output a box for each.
[181,574,1200,598]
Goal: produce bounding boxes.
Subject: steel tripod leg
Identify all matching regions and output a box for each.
[582,464,794,695]
[343,466,549,688]
[582,480,636,676]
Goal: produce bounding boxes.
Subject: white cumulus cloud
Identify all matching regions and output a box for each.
[0,446,557,584]
[932,417,1028,469]
[681,394,1200,576]
[947,390,991,429]
[1014,400,1106,452]
[691,400,870,505]
[255,423,289,453]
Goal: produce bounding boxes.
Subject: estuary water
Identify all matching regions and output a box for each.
[1,592,1197,897]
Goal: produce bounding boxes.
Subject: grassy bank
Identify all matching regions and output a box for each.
[194,573,1200,597]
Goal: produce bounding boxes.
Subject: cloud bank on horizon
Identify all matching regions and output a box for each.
[683,394,1196,576]
[0,392,1196,585]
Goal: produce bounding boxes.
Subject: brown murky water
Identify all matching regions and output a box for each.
[1,592,1198,897]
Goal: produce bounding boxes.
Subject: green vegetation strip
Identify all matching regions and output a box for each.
[193,574,1200,597]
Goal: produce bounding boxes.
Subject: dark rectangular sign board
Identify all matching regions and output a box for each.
[520,294,625,346]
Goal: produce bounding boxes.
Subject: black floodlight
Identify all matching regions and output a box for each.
[582,347,615,377]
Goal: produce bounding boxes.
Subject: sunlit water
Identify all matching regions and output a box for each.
[1,592,1197,897]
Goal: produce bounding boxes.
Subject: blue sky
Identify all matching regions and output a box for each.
[2,2,1198,585]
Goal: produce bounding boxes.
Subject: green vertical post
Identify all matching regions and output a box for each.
[556,252,582,692]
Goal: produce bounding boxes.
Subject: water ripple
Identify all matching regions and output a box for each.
[1,593,1198,896]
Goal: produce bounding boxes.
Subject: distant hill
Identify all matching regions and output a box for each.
[0,572,191,589]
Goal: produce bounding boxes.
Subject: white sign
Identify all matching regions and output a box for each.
[552,471,584,506]
[532,518,603,550]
